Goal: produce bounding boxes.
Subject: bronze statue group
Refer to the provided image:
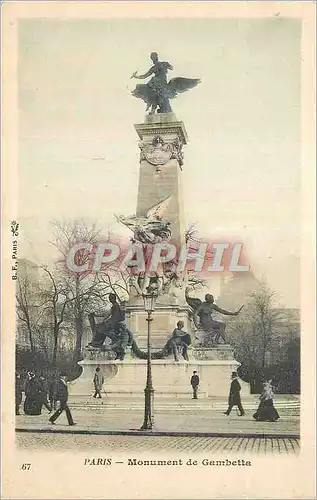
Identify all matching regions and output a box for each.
[87,293,192,362]
[16,290,280,425]
[87,291,244,360]
[85,292,279,422]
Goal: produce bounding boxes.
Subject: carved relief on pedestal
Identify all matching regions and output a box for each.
[192,347,235,361]
[83,347,117,361]
[170,137,184,166]
[139,135,184,168]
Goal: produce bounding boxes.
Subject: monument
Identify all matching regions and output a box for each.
[70,53,250,400]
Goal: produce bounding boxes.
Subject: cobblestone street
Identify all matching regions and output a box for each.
[16,432,299,454]
[16,397,300,455]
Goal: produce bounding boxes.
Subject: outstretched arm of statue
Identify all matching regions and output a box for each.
[212,304,244,316]
[131,67,155,79]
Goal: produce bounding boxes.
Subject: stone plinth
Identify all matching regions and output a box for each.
[70,347,250,400]
[128,112,190,345]
[134,114,187,247]
[126,304,192,349]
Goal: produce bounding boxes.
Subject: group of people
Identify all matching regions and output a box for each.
[16,370,76,426]
[190,371,280,422]
[17,367,280,427]
[16,371,55,417]
[91,366,280,422]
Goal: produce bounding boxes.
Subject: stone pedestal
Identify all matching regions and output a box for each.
[129,113,190,339]
[70,346,250,399]
[126,303,192,349]
[134,112,187,247]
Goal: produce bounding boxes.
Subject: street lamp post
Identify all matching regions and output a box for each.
[140,288,158,431]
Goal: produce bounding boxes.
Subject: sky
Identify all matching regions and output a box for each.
[18,17,301,307]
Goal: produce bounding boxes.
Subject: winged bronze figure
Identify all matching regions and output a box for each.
[131,52,201,115]
[114,196,172,244]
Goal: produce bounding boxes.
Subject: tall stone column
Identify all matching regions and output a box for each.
[135,113,187,246]
[126,113,192,348]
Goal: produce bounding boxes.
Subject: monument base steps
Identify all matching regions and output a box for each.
[70,346,251,401]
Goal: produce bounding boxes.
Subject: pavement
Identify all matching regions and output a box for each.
[16,395,300,439]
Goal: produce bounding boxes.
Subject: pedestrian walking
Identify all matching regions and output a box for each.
[93,367,104,398]
[48,372,58,411]
[49,373,76,426]
[15,373,23,415]
[253,379,280,422]
[24,372,42,416]
[224,371,246,416]
[39,374,52,412]
[190,371,199,399]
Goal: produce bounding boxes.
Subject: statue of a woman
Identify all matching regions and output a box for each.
[131,52,200,115]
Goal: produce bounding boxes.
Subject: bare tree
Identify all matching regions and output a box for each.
[227,281,281,369]
[49,219,130,367]
[38,266,76,368]
[16,270,52,356]
[251,285,281,367]
[50,220,106,365]
[16,276,37,355]
[185,223,198,243]
[16,269,68,368]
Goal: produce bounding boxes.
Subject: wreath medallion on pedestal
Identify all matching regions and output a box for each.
[141,135,173,166]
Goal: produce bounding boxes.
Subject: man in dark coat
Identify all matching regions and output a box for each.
[48,372,58,411]
[190,371,199,399]
[224,372,245,416]
[39,374,52,412]
[49,373,76,426]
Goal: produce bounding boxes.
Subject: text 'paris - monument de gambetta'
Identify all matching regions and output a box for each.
[70,52,250,400]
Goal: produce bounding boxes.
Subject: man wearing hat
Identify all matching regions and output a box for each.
[49,372,76,426]
[190,371,200,399]
[224,372,245,416]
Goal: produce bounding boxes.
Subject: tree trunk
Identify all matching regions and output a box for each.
[27,325,35,354]
[72,276,84,368]
[52,330,58,369]
[23,309,36,355]
[73,312,84,366]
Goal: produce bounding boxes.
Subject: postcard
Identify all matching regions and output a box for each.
[1,1,315,499]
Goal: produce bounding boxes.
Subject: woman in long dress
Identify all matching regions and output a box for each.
[131,52,173,114]
[24,372,43,416]
[253,380,280,422]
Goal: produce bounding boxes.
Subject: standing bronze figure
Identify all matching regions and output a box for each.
[131,52,201,114]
